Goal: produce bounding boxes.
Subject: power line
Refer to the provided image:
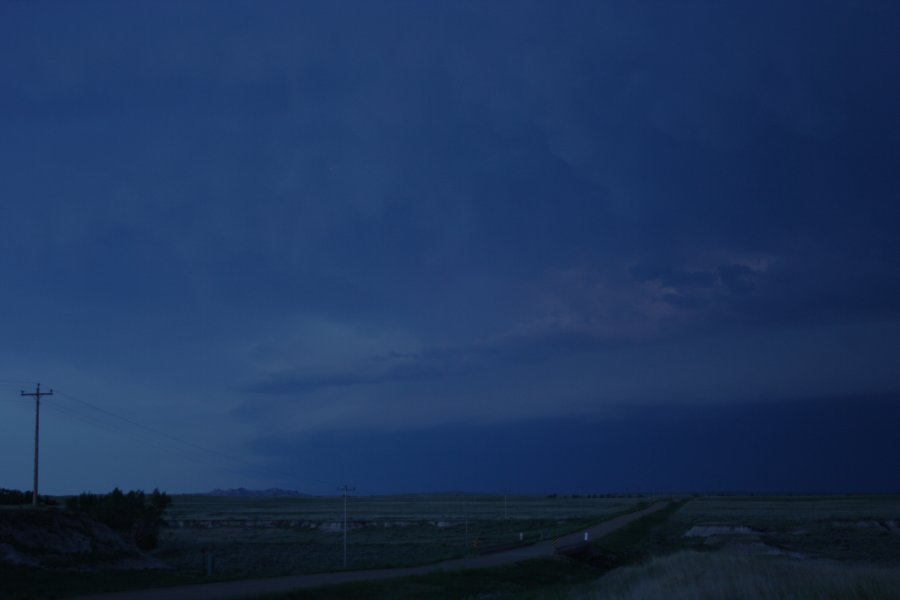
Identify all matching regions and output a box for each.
[5,381,359,494]
[46,388,343,491]
[40,399,261,481]
[54,390,241,464]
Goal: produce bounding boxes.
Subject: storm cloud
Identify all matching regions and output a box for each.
[1,1,899,493]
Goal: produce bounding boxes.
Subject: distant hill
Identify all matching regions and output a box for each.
[203,487,309,498]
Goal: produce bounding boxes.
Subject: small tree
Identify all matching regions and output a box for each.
[66,488,171,550]
[0,488,57,506]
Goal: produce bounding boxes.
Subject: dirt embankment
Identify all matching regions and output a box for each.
[0,508,167,570]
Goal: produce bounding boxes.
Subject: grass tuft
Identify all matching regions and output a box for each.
[570,550,900,600]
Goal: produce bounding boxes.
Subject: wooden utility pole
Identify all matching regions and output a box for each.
[338,485,355,568]
[21,383,53,506]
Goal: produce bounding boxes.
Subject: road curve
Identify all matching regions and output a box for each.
[68,501,670,600]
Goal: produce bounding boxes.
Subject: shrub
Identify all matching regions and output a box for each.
[65,488,171,550]
[0,488,57,506]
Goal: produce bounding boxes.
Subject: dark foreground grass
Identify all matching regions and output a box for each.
[591,500,688,566]
[581,551,900,600]
[261,558,602,600]
[0,567,239,600]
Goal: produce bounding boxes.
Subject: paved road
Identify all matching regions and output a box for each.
[69,501,670,600]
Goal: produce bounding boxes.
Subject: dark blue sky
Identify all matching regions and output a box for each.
[1,1,899,495]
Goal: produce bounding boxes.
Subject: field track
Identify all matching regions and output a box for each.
[69,501,670,600]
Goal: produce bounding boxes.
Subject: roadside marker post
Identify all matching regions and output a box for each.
[338,485,355,569]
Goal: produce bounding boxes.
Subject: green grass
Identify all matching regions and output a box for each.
[590,500,688,567]
[259,558,604,600]
[571,550,900,600]
[245,496,900,599]
[671,495,900,564]
[0,567,205,600]
[674,494,900,531]
[542,496,900,600]
[0,495,652,599]
[252,501,678,600]
[157,495,650,576]
[164,494,645,523]
[8,495,895,599]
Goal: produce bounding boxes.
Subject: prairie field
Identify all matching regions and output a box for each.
[546,495,900,600]
[122,494,900,590]
[669,494,900,564]
[572,550,900,600]
[157,494,648,576]
[3,494,897,600]
[256,495,900,600]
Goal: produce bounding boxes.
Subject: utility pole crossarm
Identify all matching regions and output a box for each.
[20,383,54,398]
[21,383,53,506]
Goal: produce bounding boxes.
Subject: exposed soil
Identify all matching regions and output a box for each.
[0,508,167,571]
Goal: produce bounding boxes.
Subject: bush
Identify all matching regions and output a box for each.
[0,488,57,506]
[65,488,171,550]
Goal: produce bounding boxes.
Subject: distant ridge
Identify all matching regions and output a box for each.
[204,487,308,498]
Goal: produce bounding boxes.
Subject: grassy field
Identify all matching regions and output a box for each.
[575,550,900,600]
[165,493,642,522]
[0,568,214,600]
[255,501,683,600]
[560,495,900,600]
[674,494,900,528]
[156,494,648,576]
[255,495,900,600]
[1,493,650,599]
[4,494,897,599]
[260,558,604,600]
[670,495,900,564]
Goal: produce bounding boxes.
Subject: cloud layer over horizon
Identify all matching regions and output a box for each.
[1,1,899,494]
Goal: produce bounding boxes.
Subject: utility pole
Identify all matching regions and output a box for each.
[463,497,469,549]
[338,485,355,568]
[501,488,510,520]
[21,383,53,506]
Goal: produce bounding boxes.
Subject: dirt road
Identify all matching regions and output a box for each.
[68,501,670,600]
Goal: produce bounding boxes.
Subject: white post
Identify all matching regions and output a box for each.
[338,485,355,568]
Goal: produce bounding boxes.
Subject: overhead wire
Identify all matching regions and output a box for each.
[43,387,343,491]
[13,392,196,463]
[41,398,272,483]
[3,380,359,494]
